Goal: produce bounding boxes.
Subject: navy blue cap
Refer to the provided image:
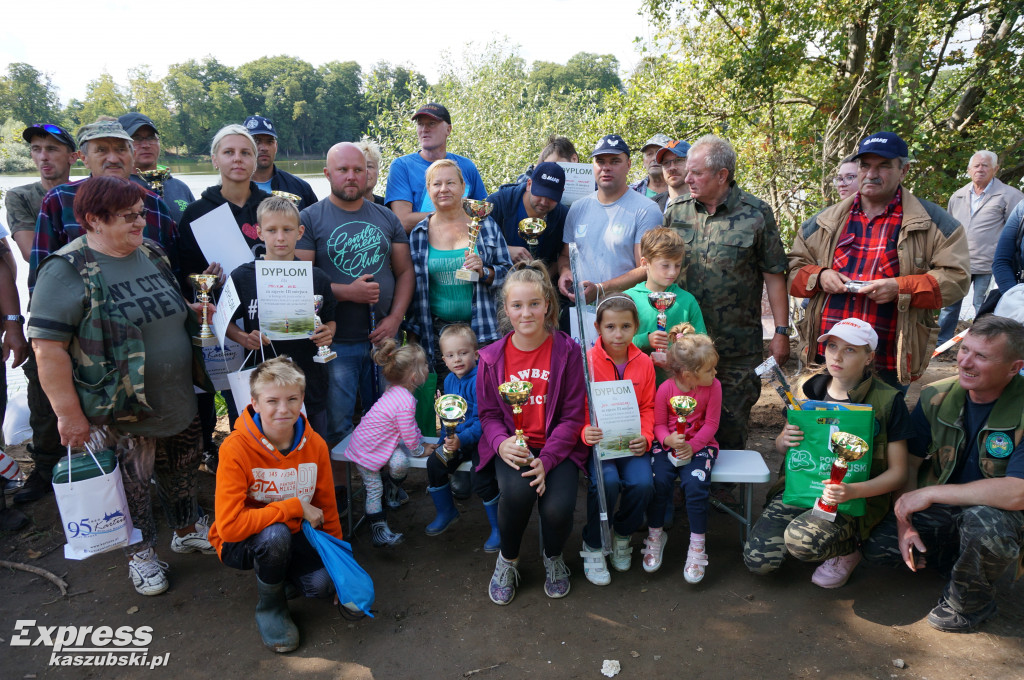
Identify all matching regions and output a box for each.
[243,115,277,138]
[855,131,908,160]
[118,112,158,137]
[530,162,565,201]
[655,140,691,164]
[591,134,630,156]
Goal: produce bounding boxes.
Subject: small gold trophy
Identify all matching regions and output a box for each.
[647,291,677,364]
[138,166,171,196]
[668,395,697,467]
[311,295,336,364]
[499,380,534,464]
[456,199,493,282]
[271,190,302,207]
[518,218,547,258]
[189,274,218,347]
[812,431,869,522]
[434,394,469,465]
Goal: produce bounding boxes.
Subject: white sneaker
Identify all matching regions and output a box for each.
[170,514,216,554]
[129,548,169,596]
[610,534,632,572]
[580,543,611,586]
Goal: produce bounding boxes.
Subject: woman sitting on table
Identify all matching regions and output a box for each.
[405,159,512,377]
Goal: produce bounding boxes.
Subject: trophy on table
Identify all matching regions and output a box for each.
[137,166,171,196]
[811,431,869,521]
[647,291,677,364]
[456,199,492,282]
[434,394,469,465]
[518,218,547,259]
[271,190,302,207]
[668,395,697,467]
[189,274,219,347]
[498,380,534,465]
[311,295,337,364]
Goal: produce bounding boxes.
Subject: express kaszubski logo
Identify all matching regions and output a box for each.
[10,620,170,669]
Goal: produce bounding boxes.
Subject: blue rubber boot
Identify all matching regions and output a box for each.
[482,495,501,553]
[425,483,460,536]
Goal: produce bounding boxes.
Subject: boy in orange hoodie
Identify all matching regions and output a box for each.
[208,357,341,653]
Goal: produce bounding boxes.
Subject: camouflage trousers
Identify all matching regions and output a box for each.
[89,415,203,554]
[22,353,65,476]
[743,492,858,574]
[863,505,1024,615]
[716,353,762,451]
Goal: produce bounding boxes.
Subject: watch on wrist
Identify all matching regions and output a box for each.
[774,325,790,336]
[4,314,24,324]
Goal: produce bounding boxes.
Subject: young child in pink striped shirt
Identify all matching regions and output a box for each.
[344,339,429,548]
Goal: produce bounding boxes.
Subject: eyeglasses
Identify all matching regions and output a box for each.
[832,174,858,187]
[116,209,149,223]
[134,135,159,145]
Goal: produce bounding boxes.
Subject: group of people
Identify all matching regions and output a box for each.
[1,102,1022,653]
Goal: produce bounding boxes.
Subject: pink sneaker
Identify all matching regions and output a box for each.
[811,551,862,588]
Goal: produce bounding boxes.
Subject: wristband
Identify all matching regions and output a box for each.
[775,326,790,336]
[3,314,24,324]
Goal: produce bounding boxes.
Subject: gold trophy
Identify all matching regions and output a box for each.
[311,295,336,364]
[271,190,302,207]
[499,380,534,465]
[647,291,677,364]
[189,274,218,347]
[138,166,171,196]
[434,394,469,465]
[812,431,869,522]
[668,395,697,467]
[456,199,492,282]
[518,218,547,258]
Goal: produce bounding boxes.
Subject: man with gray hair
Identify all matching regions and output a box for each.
[789,131,969,389]
[664,134,790,459]
[355,137,386,206]
[937,151,1024,345]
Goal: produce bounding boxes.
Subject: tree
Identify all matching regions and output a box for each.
[127,67,179,150]
[73,73,130,127]
[165,57,244,154]
[528,52,623,97]
[0,63,63,127]
[316,61,365,148]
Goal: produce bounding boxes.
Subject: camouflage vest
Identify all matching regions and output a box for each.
[48,237,211,426]
[917,375,1024,486]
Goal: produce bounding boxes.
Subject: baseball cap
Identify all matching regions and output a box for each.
[243,115,277,138]
[855,131,909,160]
[22,123,76,151]
[118,113,158,137]
[640,133,671,152]
[530,162,565,202]
[656,140,691,164]
[591,134,630,157]
[817,318,878,351]
[77,120,133,146]
[411,103,451,125]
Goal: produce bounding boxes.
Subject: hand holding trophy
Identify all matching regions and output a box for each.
[668,395,697,467]
[311,295,336,363]
[434,394,468,464]
[647,291,677,364]
[518,218,547,259]
[189,274,218,347]
[457,199,492,282]
[499,380,534,466]
[812,431,869,521]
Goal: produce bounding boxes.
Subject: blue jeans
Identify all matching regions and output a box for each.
[937,273,992,345]
[581,452,654,547]
[648,444,716,534]
[325,340,378,447]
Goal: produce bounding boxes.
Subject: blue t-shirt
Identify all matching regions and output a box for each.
[255,179,273,195]
[384,152,486,213]
[563,190,662,285]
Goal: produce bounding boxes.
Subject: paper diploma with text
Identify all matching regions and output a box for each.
[255,260,315,341]
[590,379,643,461]
[557,162,595,206]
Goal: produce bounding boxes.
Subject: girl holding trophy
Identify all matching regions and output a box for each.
[476,261,587,605]
[643,323,722,584]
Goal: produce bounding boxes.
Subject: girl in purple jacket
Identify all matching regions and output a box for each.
[477,261,587,605]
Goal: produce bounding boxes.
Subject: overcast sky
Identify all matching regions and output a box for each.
[3,0,655,103]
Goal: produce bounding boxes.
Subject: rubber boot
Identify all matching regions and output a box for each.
[450,470,471,500]
[425,483,460,536]
[0,489,29,532]
[255,576,299,653]
[368,512,404,548]
[482,496,500,553]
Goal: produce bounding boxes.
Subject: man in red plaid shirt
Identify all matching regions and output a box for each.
[788,132,970,390]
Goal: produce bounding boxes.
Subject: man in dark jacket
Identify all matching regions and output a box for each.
[486,162,567,268]
[243,115,319,210]
[119,112,195,223]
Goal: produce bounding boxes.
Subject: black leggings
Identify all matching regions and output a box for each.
[426,445,498,502]
[219,523,332,597]
[495,454,579,560]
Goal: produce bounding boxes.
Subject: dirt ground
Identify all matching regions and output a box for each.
[2,353,1022,680]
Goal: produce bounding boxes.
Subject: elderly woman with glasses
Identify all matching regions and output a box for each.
[27,176,215,598]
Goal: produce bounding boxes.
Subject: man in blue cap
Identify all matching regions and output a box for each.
[652,140,691,212]
[631,133,672,198]
[119,113,195,223]
[789,131,969,389]
[486,161,568,267]
[243,115,319,210]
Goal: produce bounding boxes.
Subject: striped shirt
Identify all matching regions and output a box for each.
[344,385,422,470]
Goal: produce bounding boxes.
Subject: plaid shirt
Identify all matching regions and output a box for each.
[29,178,179,291]
[403,215,512,360]
[821,189,903,371]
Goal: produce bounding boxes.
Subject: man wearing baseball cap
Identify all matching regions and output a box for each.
[651,140,691,212]
[384,103,487,233]
[630,133,671,199]
[5,124,78,262]
[486,161,568,266]
[558,134,662,305]
[242,115,318,210]
[789,130,969,389]
[118,113,195,223]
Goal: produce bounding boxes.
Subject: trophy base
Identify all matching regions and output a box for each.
[434,448,455,465]
[193,335,218,347]
[454,268,480,282]
[669,452,690,468]
[811,502,838,522]
[313,351,337,364]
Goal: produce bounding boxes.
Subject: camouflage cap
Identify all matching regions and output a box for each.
[77,120,133,147]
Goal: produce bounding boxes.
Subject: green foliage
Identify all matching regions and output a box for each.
[0,118,34,173]
[0,63,63,128]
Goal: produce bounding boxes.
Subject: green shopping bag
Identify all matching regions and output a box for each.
[412,372,438,438]
[782,407,874,516]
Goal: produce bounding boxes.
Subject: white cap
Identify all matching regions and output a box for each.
[817,317,878,350]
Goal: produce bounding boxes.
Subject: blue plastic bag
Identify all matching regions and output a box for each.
[301,520,375,618]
